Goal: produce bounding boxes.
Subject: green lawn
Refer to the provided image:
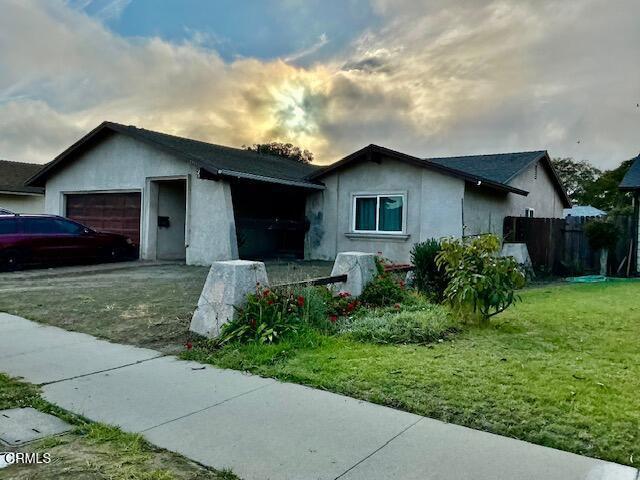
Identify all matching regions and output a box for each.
[0,374,237,480]
[185,282,640,467]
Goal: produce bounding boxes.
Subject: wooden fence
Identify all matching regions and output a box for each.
[503,215,634,276]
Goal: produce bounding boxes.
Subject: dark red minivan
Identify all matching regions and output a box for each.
[0,214,136,271]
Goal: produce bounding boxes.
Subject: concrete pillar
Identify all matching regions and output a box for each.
[190,260,269,338]
[331,252,377,297]
[500,243,532,269]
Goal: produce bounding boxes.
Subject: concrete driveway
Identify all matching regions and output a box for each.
[0,313,636,480]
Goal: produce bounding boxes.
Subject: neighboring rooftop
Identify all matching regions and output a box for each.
[28,122,323,190]
[563,205,607,217]
[427,151,547,185]
[619,155,640,190]
[0,159,45,194]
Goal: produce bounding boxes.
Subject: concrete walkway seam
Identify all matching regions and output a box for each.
[334,417,425,480]
[37,353,167,387]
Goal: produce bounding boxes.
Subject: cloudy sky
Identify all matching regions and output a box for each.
[1,0,638,168]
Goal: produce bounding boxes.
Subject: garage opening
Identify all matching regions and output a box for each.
[154,179,187,261]
[230,180,307,260]
[65,192,141,256]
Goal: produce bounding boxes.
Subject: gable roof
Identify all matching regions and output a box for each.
[27,122,324,190]
[309,144,530,196]
[0,160,45,195]
[428,150,571,207]
[427,151,547,184]
[619,155,640,190]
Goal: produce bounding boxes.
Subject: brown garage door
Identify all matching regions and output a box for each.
[66,192,141,247]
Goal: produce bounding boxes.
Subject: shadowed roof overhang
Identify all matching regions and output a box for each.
[619,155,640,191]
[26,121,325,191]
[308,144,530,196]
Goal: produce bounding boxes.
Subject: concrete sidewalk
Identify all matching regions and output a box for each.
[0,313,637,480]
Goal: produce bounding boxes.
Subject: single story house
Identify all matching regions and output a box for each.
[618,154,640,274]
[0,160,45,213]
[26,121,570,265]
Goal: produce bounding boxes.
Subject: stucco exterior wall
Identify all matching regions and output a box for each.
[463,160,565,237]
[305,158,465,263]
[43,133,237,265]
[0,193,44,213]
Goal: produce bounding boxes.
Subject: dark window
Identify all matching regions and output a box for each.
[54,219,85,234]
[23,218,65,234]
[0,219,20,235]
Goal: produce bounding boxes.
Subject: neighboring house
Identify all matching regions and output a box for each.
[563,205,607,217]
[0,160,45,213]
[27,122,570,265]
[618,154,640,274]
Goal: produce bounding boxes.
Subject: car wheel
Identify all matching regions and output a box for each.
[105,246,123,263]
[0,249,22,272]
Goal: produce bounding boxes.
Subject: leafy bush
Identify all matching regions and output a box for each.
[359,269,407,307]
[585,219,619,251]
[339,303,457,344]
[411,239,447,301]
[217,287,303,345]
[293,286,337,332]
[436,235,526,324]
[327,291,361,322]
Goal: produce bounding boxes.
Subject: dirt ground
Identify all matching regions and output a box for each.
[0,260,333,353]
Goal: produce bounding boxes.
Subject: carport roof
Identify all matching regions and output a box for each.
[0,159,45,195]
[27,122,324,190]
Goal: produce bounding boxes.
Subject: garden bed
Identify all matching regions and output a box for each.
[184,282,640,468]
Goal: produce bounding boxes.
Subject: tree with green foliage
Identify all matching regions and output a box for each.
[584,219,620,275]
[580,159,635,214]
[435,235,526,325]
[551,157,601,205]
[244,142,314,164]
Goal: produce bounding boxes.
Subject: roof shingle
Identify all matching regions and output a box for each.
[0,160,45,194]
[619,155,640,190]
[426,151,547,184]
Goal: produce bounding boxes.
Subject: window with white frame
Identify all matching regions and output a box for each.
[353,194,405,233]
[525,207,535,218]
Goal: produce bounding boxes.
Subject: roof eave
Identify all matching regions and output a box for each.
[309,144,528,196]
[203,168,325,190]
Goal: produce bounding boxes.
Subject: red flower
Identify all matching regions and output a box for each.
[347,301,356,312]
[329,315,338,323]
[262,289,271,297]
[268,299,274,305]
[185,341,193,350]
[339,291,351,298]
[394,303,401,310]
[297,295,305,307]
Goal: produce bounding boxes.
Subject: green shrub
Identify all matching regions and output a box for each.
[359,270,407,307]
[411,239,447,301]
[217,287,303,345]
[328,291,361,321]
[339,303,457,344]
[293,286,337,332]
[585,219,619,251]
[436,235,526,324]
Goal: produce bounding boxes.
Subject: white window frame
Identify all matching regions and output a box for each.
[351,192,406,234]
[525,207,535,218]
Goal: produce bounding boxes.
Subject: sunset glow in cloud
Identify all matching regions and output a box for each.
[0,0,638,167]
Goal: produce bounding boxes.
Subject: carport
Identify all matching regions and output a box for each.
[230,179,309,260]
